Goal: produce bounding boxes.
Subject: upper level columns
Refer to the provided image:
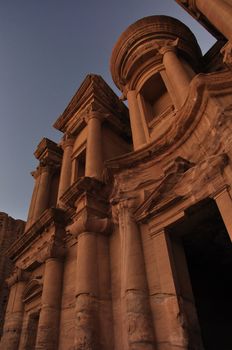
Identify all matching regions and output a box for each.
[157,40,194,109]
[127,90,147,150]
[32,163,53,222]
[57,134,74,204]
[85,111,104,180]
[192,0,232,41]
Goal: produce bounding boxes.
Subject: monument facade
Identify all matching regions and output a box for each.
[0,1,232,349]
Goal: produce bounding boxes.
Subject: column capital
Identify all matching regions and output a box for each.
[61,133,75,149]
[6,267,30,287]
[66,211,112,237]
[154,38,179,56]
[85,110,106,124]
[36,238,66,263]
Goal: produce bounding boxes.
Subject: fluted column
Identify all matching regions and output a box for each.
[0,269,29,350]
[190,0,232,41]
[213,187,232,241]
[57,135,74,204]
[35,241,64,350]
[157,40,194,109]
[118,200,155,349]
[85,111,103,180]
[127,90,147,150]
[32,163,53,221]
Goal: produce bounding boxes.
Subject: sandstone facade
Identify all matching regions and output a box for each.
[0,213,25,338]
[1,1,232,349]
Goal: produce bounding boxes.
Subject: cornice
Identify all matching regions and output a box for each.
[34,137,63,165]
[105,69,232,170]
[60,176,105,209]
[5,208,66,262]
[134,153,229,223]
[174,0,224,40]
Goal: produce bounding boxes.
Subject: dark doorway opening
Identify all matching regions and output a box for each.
[171,199,232,350]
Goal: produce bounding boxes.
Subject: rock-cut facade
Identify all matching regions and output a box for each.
[0,1,232,349]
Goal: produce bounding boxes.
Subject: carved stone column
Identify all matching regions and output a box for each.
[127,90,147,150]
[0,269,29,350]
[188,0,232,41]
[85,111,104,180]
[156,40,194,109]
[57,134,75,205]
[213,187,232,241]
[35,241,65,350]
[117,200,155,349]
[32,162,53,222]
[67,214,111,350]
[25,168,40,230]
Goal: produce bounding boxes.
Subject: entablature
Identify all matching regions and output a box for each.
[5,208,66,262]
[34,137,63,166]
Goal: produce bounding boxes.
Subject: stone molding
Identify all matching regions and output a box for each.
[22,278,43,304]
[53,74,130,140]
[134,153,229,223]
[60,176,105,209]
[5,208,66,262]
[6,267,30,288]
[36,238,66,263]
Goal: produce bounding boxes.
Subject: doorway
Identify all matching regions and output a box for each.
[170,199,232,350]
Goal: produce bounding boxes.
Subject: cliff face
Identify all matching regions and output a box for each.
[0,213,25,336]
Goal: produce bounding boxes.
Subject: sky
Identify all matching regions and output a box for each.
[0,0,216,220]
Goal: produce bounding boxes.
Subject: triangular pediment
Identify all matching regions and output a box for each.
[53,74,129,136]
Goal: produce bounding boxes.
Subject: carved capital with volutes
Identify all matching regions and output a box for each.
[6,267,30,287]
[66,211,112,237]
[84,110,107,124]
[154,38,179,56]
[61,133,75,149]
[36,238,66,263]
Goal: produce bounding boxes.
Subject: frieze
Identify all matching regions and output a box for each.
[135,153,229,222]
[5,208,66,262]
[6,267,30,287]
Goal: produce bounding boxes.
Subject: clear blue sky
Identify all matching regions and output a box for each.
[0,0,215,220]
